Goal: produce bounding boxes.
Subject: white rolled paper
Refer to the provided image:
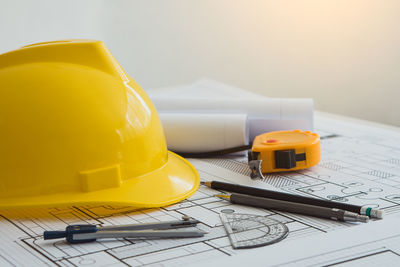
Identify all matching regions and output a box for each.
[159,113,249,153]
[148,79,314,153]
[152,97,313,140]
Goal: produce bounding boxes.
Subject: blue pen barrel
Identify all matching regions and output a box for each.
[43,224,98,243]
[43,231,67,240]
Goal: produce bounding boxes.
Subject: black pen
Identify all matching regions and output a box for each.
[202,181,383,218]
[217,193,369,223]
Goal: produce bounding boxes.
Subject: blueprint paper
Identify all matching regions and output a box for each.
[202,218,400,267]
[1,112,400,266]
[147,79,314,142]
[160,113,249,153]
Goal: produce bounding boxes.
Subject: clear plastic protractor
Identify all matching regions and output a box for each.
[220,212,289,249]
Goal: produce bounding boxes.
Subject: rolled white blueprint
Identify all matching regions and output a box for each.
[159,113,248,153]
[152,97,313,140]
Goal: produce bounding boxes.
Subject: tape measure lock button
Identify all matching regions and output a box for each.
[275,149,297,169]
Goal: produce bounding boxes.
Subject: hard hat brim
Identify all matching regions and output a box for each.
[0,152,200,209]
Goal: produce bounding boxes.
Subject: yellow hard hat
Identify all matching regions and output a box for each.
[0,40,199,208]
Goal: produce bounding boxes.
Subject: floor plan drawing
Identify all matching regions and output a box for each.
[1,113,400,266]
[206,215,400,266]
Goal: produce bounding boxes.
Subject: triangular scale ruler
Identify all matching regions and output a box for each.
[220,213,288,249]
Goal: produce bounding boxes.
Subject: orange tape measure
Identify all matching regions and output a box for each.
[248,130,320,179]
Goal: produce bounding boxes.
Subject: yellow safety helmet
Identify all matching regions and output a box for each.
[0,40,199,208]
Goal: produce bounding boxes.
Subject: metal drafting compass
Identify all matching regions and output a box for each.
[43,216,205,244]
[220,212,288,249]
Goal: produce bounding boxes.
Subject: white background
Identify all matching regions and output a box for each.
[1,0,399,126]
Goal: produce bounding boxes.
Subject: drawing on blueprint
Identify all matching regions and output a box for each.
[1,115,400,266]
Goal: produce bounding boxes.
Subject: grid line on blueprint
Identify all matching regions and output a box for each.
[1,116,400,266]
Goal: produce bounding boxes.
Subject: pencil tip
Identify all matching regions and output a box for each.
[215,194,230,200]
[200,181,211,187]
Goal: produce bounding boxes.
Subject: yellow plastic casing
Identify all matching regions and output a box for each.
[0,40,199,209]
[251,130,320,173]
